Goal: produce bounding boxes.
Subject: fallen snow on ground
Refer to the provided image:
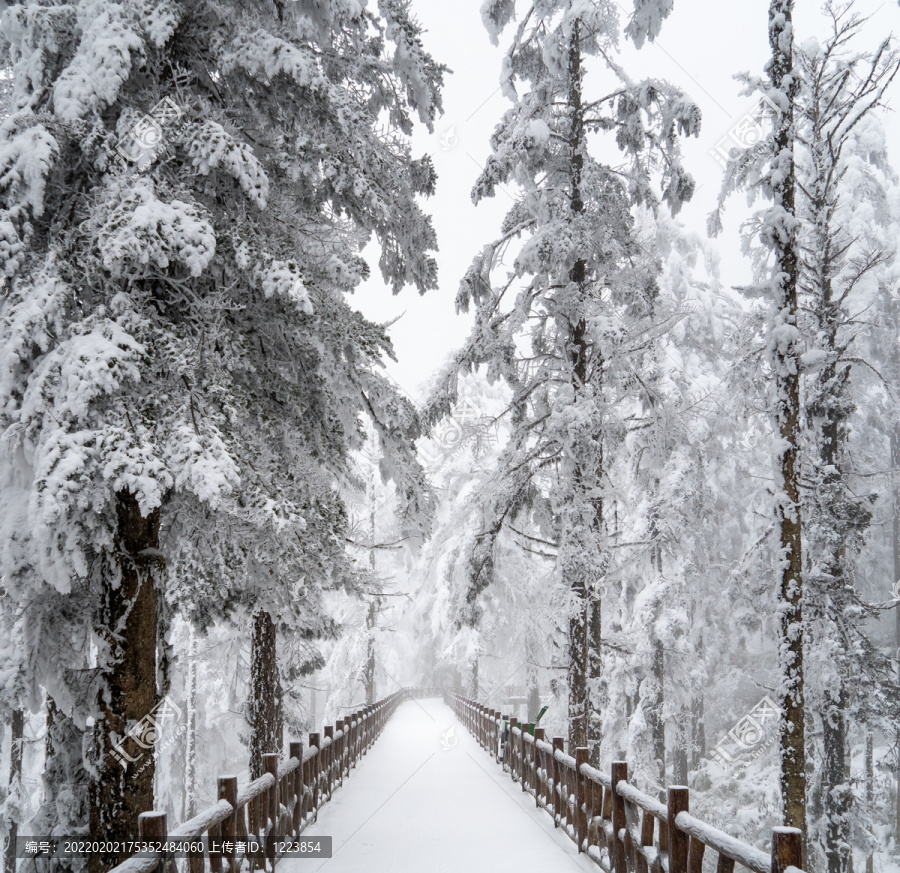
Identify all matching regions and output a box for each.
[286,697,597,873]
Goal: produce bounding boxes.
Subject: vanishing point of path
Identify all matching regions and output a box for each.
[286,696,596,873]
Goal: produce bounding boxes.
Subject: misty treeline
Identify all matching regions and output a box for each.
[0,2,899,873]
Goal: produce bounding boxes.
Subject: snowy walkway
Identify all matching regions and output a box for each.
[285,697,597,873]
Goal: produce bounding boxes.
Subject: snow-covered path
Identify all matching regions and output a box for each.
[284,697,596,873]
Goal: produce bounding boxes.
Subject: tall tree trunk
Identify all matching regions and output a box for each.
[648,639,666,792]
[364,471,377,704]
[3,709,23,873]
[822,684,852,873]
[866,732,874,873]
[565,17,604,761]
[182,625,197,821]
[248,610,283,780]
[364,600,376,705]
[691,691,705,770]
[89,491,161,873]
[767,1,807,861]
[30,697,90,873]
[891,424,900,844]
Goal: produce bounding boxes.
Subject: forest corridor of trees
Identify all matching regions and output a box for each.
[1,0,900,871]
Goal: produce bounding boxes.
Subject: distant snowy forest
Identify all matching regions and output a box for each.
[0,0,899,872]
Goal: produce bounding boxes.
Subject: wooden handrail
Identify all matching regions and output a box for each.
[108,687,432,873]
[445,690,805,873]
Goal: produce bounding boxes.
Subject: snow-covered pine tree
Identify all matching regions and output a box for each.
[429,0,699,757]
[709,0,807,855]
[0,0,443,862]
[791,12,899,872]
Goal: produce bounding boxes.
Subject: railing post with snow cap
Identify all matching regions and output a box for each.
[534,727,546,807]
[139,812,172,873]
[522,725,533,792]
[309,731,320,812]
[324,725,334,796]
[771,827,803,873]
[552,737,564,826]
[219,776,238,873]
[263,752,279,870]
[336,719,345,784]
[575,748,589,851]
[509,717,518,780]
[668,786,690,873]
[290,741,303,836]
[611,761,628,873]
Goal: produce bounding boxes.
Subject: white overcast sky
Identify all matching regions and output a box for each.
[353,0,900,404]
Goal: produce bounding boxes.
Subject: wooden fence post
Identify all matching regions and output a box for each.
[552,737,564,827]
[323,725,334,797]
[139,812,173,873]
[575,748,589,851]
[335,719,345,784]
[308,732,320,815]
[289,742,303,836]
[522,725,533,793]
[611,761,628,873]
[533,728,545,807]
[218,776,238,873]
[263,752,279,872]
[668,786,690,873]
[771,828,803,873]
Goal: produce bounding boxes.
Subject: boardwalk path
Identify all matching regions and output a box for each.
[284,696,596,873]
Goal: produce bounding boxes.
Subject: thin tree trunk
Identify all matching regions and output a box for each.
[649,639,666,792]
[565,17,604,760]
[364,471,377,704]
[364,601,376,705]
[249,610,283,780]
[866,733,873,873]
[691,691,706,770]
[3,709,23,873]
[891,424,900,844]
[89,491,161,873]
[768,1,807,861]
[822,684,852,873]
[32,697,89,873]
[182,625,197,821]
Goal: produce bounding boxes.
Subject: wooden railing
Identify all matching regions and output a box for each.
[109,688,420,873]
[445,691,805,873]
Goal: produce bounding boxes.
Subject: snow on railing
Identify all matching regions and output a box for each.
[445,691,805,873]
[108,688,426,873]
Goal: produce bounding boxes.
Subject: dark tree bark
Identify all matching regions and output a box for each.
[690,690,706,770]
[89,491,161,873]
[31,697,90,873]
[364,600,376,705]
[565,18,604,761]
[248,610,283,780]
[648,638,666,793]
[182,626,197,821]
[3,709,23,873]
[767,0,807,861]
